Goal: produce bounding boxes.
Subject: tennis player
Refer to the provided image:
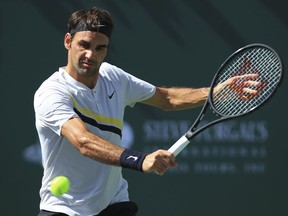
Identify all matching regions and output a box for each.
[34,6,261,216]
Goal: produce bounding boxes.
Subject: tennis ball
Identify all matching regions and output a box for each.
[50,176,70,196]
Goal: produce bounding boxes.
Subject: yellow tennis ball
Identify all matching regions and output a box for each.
[50,176,70,196]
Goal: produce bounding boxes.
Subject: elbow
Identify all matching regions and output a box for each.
[70,132,91,157]
[161,104,175,111]
[78,143,89,156]
[160,99,180,111]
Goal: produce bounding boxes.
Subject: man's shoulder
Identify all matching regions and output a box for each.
[99,62,126,78]
[100,62,118,72]
[35,70,67,95]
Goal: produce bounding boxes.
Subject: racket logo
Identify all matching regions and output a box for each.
[236,57,252,75]
[228,57,267,101]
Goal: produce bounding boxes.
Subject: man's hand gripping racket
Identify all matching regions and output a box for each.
[168,43,283,156]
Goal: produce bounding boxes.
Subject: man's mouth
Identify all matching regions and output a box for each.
[81,61,94,68]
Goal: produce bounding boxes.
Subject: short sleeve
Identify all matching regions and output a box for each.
[34,82,78,136]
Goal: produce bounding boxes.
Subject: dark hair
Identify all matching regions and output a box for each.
[67,7,114,38]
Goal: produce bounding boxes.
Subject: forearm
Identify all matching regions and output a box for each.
[167,87,209,109]
[76,131,124,166]
[153,87,210,111]
[62,118,124,166]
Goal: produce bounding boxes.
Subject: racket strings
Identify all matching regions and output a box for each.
[212,47,282,116]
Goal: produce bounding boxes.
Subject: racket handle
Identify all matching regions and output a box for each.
[168,135,190,156]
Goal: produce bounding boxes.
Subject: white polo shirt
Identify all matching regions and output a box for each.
[34,62,156,215]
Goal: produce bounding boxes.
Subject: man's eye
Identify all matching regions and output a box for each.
[96,47,104,51]
[79,42,90,49]
[83,44,90,49]
[95,46,107,51]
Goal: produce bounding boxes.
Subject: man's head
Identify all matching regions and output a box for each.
[64,7,114,88]
[68,7,114,39]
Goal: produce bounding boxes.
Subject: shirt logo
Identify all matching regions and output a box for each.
[108,91,115,99]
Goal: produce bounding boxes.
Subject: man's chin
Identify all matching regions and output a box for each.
[78,68,98,78]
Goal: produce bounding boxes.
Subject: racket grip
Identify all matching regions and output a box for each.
[168,135,190,156]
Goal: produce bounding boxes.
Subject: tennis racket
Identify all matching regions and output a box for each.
[168,43,283,156]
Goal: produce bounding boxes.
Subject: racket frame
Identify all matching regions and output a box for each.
[168,43,283,156]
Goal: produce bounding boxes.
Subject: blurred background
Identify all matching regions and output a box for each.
[1,0,287,215]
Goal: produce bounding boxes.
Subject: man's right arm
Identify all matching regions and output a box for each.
[61,117,176,175]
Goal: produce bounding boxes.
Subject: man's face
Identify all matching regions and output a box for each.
[65,31,109,79]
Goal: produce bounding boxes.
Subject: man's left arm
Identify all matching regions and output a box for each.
[141,86,210,111]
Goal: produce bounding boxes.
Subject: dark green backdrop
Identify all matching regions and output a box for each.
[1,0,287,215]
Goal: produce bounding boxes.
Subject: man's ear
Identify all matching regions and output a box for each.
[64,33,72,50]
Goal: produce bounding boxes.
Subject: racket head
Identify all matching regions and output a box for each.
[209,43,283,117]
